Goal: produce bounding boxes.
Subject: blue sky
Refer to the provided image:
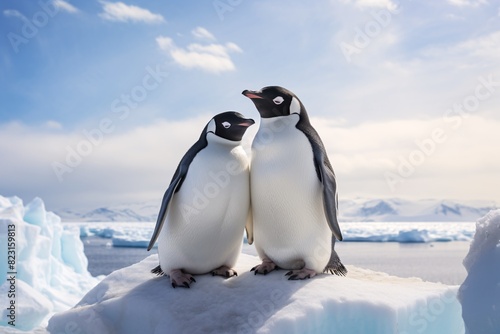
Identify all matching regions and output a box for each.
[1,0,499,211]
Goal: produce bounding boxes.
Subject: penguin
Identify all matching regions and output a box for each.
[242,86,346,280]
[147,111,255,288]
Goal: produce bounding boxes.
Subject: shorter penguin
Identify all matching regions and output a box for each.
[147,112,255,288]
[242,86,346,280]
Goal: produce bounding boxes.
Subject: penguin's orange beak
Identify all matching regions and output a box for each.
[242,90,263,99]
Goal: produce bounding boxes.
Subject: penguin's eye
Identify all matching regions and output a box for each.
[273,96,284,105]
[222,121,231,129]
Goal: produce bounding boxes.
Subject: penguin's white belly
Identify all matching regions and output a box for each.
[158,145,249,274]
[251,118,331,273]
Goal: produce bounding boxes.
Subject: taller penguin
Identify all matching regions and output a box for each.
[242,86,346,280]
[148,111,255,288]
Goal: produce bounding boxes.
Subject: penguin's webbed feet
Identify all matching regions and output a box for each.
[250,259,277,275]
[169,269,196,288]
[211,265,238,278]
[285,268,317,280]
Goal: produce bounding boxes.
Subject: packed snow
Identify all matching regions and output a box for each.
[459,209,500,333]
[0,196,100,331]
[72,221,476,248]
[48,253,464,334]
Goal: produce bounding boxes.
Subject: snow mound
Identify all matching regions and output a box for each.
[0,196,100,331]
[48,253,464,334]
[459,210,500,333]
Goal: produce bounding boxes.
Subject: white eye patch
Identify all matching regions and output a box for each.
[222,121,231,129]
[273,96,284,105]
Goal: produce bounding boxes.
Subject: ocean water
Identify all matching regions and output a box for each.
[82,236,158,276]
[82,235,469,285]
[336,241,469,285]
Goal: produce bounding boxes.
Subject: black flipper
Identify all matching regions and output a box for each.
[146,129,209,251]
[296,112,343,241]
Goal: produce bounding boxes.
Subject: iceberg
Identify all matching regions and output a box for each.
[459,210,500,333]
[47,253,464,333]
[0,196,100,331]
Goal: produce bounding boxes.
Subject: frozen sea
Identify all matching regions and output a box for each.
[78,222,473,285]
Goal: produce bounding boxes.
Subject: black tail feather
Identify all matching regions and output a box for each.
[151,265,165,276]
[324,261,348,277]
[324,242,348,276]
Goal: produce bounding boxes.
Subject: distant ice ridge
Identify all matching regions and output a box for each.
[72,222,476,249]
[77,222,157,248]
[342,222,475,243]
[56,198,497,222]
[0,196,100,332]
[341,198,496,222]
[459,209,500,333]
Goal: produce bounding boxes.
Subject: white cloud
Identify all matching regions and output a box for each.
[422,31,500,67]
[455,31,500,60]
[311,115,500,201]
[447,0,487,7]
[98,1,165,23]
[3,9,26,20]
[44,121,63,130]
[192,27,216,41]
[53,0,79,13]
[342,0,398,11]
[2,114,500,210]
[0,118,206,210]
[156,31,242,74]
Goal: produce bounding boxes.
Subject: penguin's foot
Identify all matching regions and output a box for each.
[211,265,238,278]
[251,259,277,275]
[285,268,317,280]
[169,269,196,288]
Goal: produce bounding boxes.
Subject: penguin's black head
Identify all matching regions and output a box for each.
[205,111,255,141]
[242,86,304,119]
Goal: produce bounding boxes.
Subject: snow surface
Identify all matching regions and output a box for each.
[56,198,497,222]
[0,196,100,331]
[47,253,464,334]
[459,210,500,333]
[72,221,476,248]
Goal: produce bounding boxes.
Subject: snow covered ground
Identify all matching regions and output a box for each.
[2,195,499,333]
[47,253,464,334]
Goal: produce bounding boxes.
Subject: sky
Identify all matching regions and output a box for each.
[1,0,499,211]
